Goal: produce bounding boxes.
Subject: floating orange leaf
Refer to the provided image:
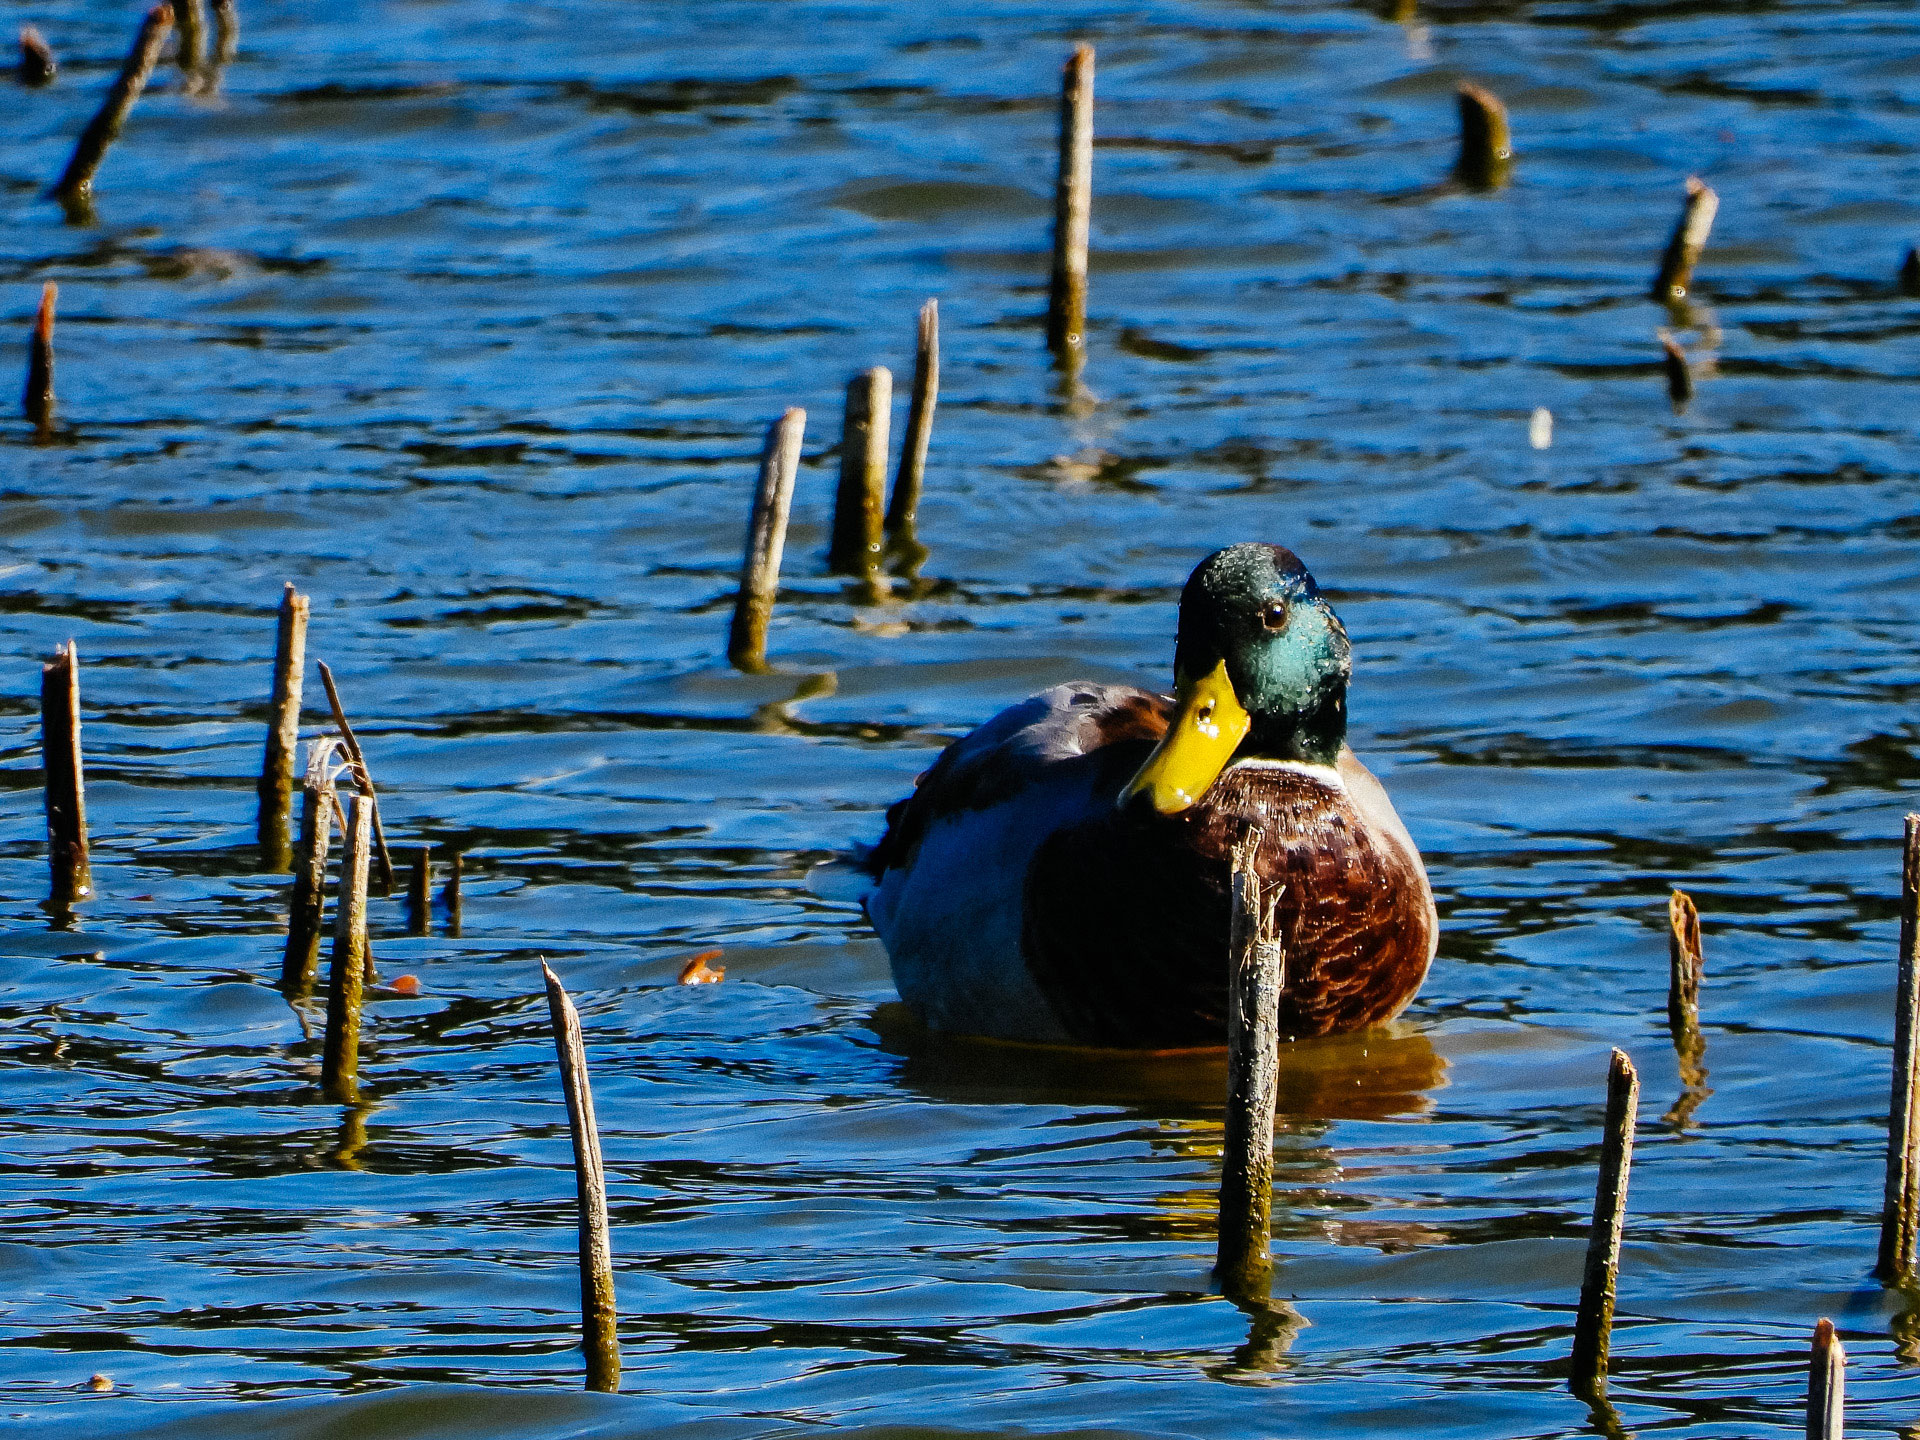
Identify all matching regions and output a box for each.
[678,950,724,985]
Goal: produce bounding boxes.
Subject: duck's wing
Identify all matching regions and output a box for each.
[861,682,1170,880]
[861,683,1171,1042]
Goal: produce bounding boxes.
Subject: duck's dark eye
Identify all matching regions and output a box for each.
[1262,601,1289,631]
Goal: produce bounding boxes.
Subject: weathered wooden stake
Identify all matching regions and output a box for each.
[1807,1318,1844,1440]
[40,640,91,906]
[1661,333,1692,412]
[442,851,463,936]
[47,3,173,219]
[315,659,395,894]
[1569,1048,1639,1398]
[256,582,309,870]
[1650,176,1719,303]
[320,792,371,1104]
[24,282,55,437]
[1215,834,1284,1300]
[406,845,431,936]
[1046,44,1094,363]
[1454,83,1512,190]
[281,737,343,993]
[541,961,621,1393]
[726,407,806,673]
[1877,815,1920,1283]
[19,26,58,86]
[174,0,205,78]
[827,368,891,599]
[886,300,940,542]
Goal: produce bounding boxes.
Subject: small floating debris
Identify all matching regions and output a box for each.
[678,949,725,985]
[84,1374,111,1393]
[1528,406,1552,450]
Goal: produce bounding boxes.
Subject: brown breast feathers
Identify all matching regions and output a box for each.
[1020,762,1435,1049]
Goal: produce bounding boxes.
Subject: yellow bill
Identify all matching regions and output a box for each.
[1120,659,1251,815]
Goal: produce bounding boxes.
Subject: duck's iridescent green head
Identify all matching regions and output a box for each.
[1122,544,1351,814]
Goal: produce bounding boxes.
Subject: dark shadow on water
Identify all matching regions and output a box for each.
[872,1004,1446,1122]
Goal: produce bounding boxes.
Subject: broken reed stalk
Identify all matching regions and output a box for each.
[1902,248,1920,300]
[174,0,205,78]
[885,299,939,542]
[24,282,55,438]
[726,407,806,673]
[1807,1318,1845,1440]
[1651,176,1719,303]
[210,0,236,68]
[280,737,343,993]
[315,659,395,894]
[1454,83,1512,190]
[541,961,621,1393]
[1661,334,1693,412]
[406,845,431,936]
[1046,43,1094,362]
[48,3,174,218]
[320,792,371,1104]
[1876,815,1920,1284]
[1215,835,1284,1300]
[442,851,463,936]
[40,640,92,906]
[827,368,891,599]
[19,27,58,87]
[1664,887,1711,1129]
[256,582,309,870]
[1569,1048,1639,1398]
[1666,889,1703,1035]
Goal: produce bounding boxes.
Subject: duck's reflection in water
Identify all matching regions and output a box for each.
[874,1011,1449,1373]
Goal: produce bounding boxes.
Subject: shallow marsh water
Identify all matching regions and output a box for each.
[4,0,1920,1436]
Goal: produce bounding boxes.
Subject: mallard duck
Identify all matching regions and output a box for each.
[861,543,1436,1048]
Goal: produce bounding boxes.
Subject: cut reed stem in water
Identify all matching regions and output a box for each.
[320,792,371,1104]
[827,368,891,600]
[406,845,431,936]
[315,660,395,894]
[18,26,57,86]
[257,583,309,871]
[1877,815,1920,1283]
[281,737,343,994]
[1902,248,1920,299]
[1046,44,1094,364]
[1570,1048,1638,1399]
[442,851,463,936]
[47,3,173,220]
[541,961,621,1393]
[1807,1318,1844,1440]
[1215,833,1284,1302]
[24,282,55,438]
[885,300,939,543]
[40,640,91,906]
[1453,83,1512,190]
[726,407,806,673]
[1651,176,1718,303]
[173,0,204,79]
